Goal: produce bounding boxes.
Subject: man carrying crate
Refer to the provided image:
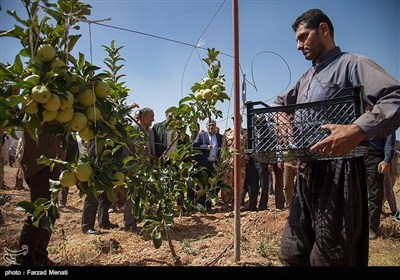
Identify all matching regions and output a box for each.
[272,9,400,266]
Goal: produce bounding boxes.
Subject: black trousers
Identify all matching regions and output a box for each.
[241,159,259,210]
[81,189,112,231]
[19,167,59,266]
[273,163,285,209]
[255,161,270,210]
[60,187,69,206]
[280,157,369,266]
[364,150,385,232]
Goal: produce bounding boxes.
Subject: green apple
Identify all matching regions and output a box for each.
[24,101,39,114]
[85,106,101,122]
[42,109,58,122]
[23,95,39,114]
[69,76,85,94]
[59,91,74,110]
[75,163,93,182]
[31,85,51,104]
[43,94,61,112]
[50,58,66,69]
[203,89,213,100]
[36,44,56,62]
[76,89,96,107]
[202,77,213,86]
[23,74,40,86]
[55,108,74,123]
[69,112,88,131]
[30,54,43,65]
[94,81,110,99]
[59,170,77,187]
[79,125,95,141]
[195,91,203,101]
[212,84,221,94]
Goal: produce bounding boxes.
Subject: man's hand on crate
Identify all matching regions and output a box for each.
[310,123,366,156]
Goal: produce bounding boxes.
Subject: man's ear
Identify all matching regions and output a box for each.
[319,22,329,37]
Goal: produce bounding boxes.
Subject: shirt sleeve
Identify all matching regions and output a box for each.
[351,56,400,139]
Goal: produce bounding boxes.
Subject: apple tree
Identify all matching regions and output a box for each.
[0,0,130,231]
[122,47,232,263]
[1,0,233,264]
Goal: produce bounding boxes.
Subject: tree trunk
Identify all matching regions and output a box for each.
[165,229,181,266]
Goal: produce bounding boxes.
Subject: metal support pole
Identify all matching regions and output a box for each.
[232,0,241,263]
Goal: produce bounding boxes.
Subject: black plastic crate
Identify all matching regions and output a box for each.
[245,86,368,163]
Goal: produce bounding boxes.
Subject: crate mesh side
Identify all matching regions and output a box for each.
[247,95,367,163]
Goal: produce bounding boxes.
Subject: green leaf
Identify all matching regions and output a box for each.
[32,219,40,228]
[0,25,26,39]
[6,10,26,27]
[67,34,81,52]
[190,82,202,93]
[105,186,115,203]
[16,201,35,214]
[208,191,218,205]
[83,65,101,77]
[152,232,163,249]
[33,197,49,208]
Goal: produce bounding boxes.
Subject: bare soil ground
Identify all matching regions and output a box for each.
[1,164,400,267]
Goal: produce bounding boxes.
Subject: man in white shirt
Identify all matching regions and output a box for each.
[193,120,223,209]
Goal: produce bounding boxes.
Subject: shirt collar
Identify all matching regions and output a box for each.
[312,46,342,69]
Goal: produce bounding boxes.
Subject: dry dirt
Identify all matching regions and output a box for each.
[0,164,400,268]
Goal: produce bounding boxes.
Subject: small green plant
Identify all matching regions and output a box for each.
[180,239,197,255]
[255,235,281,259]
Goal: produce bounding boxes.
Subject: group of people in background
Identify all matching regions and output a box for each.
[219,114,295,213]
[75,104,297,238]
[365,129,400,240]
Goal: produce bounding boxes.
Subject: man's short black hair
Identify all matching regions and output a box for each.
[292,8,334,39]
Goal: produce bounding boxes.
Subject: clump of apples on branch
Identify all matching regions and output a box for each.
[191,49,229,106]
[1,1,131,223]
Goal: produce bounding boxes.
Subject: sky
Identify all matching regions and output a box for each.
[1,0,399,138]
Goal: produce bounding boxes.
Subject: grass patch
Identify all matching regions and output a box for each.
[180,239,197,255]
[255,234,281,259]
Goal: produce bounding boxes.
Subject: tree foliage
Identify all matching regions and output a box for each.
[1,0,232,262]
